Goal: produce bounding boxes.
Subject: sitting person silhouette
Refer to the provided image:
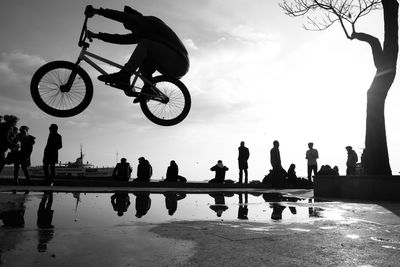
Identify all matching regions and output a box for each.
[112,158,132,181]
[163,160,187,183]
[85,5,189,102]
[209,160,229,183]
[132,157,152,182]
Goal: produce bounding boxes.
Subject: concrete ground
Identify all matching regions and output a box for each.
[0,185,399,266]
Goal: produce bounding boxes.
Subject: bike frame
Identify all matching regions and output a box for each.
[76,47,144,93]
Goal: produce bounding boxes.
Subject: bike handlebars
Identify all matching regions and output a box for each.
[78,12,93,48]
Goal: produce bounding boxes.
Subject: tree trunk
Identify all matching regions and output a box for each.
[363,71,394,175]
[362,0,398,175]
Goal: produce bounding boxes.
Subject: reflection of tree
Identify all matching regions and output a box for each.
[133,193,151,218]
[111,193,131,217]
[280,0,398,175]
[37,191,54,253]
[209,193,228,217]
[164,192,186,216]
[238,193,248,220]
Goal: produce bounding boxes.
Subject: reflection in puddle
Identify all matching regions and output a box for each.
[370,236,400,244]
[346,234,360,239]
[289,228,311,232]
[0,191,353,228]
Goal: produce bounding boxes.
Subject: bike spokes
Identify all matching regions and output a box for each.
[38,68,86,110]
[140,76,191,126]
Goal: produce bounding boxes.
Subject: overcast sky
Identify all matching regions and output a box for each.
[1,0,399,181]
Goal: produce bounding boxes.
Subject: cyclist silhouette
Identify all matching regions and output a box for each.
[85,5,189,102]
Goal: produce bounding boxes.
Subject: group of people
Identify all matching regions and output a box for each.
[112,157,187,183]
[0,115,62,186]
[269,140,359,183]
[208,140,360,186]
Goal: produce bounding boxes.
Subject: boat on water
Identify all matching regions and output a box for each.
[0,147,114,179]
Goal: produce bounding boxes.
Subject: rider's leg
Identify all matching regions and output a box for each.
[132,60,156,103]
[143,40,189,78]
[98,39,149,85]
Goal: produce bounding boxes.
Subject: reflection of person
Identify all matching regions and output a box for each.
[112,158,132,181]
[37,191,54,252]
[238,193,248,220]
[0,115,19,175]
[346,146,358,175]
[43,124,62,186]
[134,193,151,218]
[306,142,318,181]
[133,157,152,182]
[164,160,187,183]
[238,141,250,184]
[164,192,186,216]
[85,5,189,102]
[209,160,229,183]
[14,126,35,185]
[270,203,286,221]
[111,193,131,216]
[209,193,228,217]
[0,191,27,228]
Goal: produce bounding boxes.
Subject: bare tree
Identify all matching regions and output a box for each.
[280,0,398,175]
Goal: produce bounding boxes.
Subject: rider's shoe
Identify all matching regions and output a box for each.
[133,84,150,104]
[98,70,131,87]
[133,97,141,104]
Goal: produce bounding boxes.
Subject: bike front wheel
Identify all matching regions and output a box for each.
[30,61,93,117]
[140,76,191,126]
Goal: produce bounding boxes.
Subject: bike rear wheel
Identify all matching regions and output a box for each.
[30,61,93,117]
[140,76,191,126]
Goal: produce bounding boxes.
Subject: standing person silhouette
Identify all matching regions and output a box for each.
[43,124,62,186]
[85,5,190,102]
[238,141,250,184]
[14,126,35,185]
[346,146,358,175]
[270,140,286,176]
[305,142,319,182]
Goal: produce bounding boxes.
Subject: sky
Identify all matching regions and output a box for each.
[1,0,400,181]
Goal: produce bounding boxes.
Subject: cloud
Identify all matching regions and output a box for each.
[182,25,282,125]
[183,39,199,51]
[229,24,278,43]
[0,52,46,100]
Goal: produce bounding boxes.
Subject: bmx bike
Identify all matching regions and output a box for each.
[30,14,191,126]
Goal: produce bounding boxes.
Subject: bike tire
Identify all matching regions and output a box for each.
[140,76,191,126]
[30,61,93,117]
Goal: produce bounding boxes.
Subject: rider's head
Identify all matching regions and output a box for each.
[123,6,142,30]
[124,6,142,16]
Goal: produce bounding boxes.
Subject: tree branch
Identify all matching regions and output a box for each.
[351,31,383,68]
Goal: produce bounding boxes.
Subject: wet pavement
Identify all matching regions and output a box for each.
[0,187,399,266]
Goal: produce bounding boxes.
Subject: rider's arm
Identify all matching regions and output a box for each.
[96,8,143,26]
[97,32,139,44]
